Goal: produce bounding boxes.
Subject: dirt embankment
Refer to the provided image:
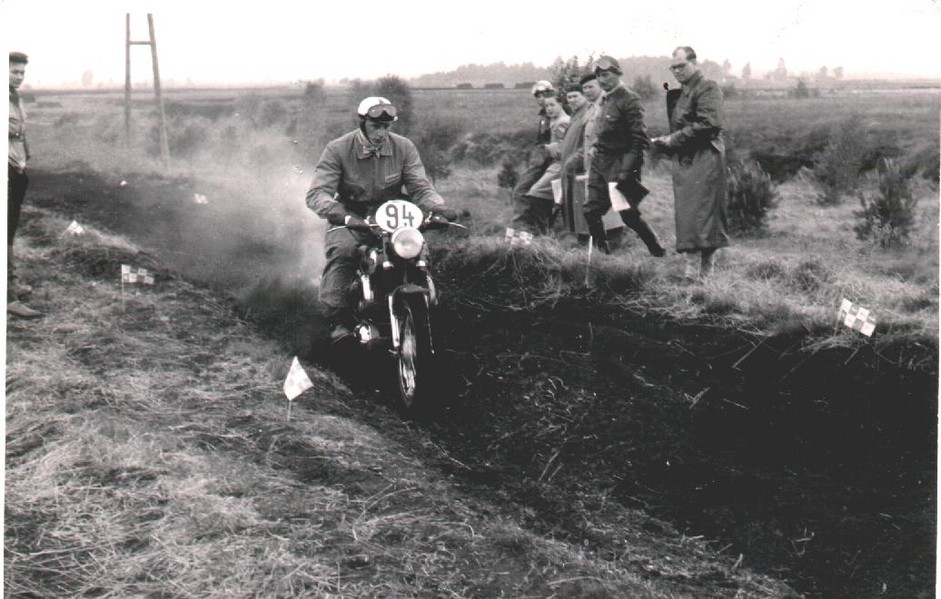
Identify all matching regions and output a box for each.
[13,168,937,598]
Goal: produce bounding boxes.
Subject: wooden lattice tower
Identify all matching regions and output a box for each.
[125,13,170,169]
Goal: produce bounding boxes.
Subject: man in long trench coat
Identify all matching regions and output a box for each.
[652,46,730,279]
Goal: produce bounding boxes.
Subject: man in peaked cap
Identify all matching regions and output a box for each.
[8,51,43,319]
[585,55,665,256]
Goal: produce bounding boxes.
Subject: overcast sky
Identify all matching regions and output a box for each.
[3,0,939,87]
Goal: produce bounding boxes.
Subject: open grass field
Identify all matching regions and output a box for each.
[6,82,939,598]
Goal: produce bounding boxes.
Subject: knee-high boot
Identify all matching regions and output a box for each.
[585,216,610,255]
[621,211,665,256]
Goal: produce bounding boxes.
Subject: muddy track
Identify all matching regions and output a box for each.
[28,169,938,598]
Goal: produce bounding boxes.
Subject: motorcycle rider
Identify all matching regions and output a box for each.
[305,97,458,342]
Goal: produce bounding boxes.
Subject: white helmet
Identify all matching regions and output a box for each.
[357,96,398,122]
[531,80,554,97]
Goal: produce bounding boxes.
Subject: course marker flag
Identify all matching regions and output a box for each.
[283,357,314,401]
[121,264,155,285]
[64,220,85,236]
[838,298,877,337]
[505,227,533,247]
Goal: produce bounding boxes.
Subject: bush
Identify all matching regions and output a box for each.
[813,114,869,205]
[412,114,465,183]
[726,157,778,235]
[452,130,532,167]
[632,75,658,102]
[375,75,414,134]
[748,127,830,182]
[497,158,518,190]
[550,55,594,112]
[854,158,918,248]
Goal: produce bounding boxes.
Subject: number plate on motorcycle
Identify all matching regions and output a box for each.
[375,200,424,233]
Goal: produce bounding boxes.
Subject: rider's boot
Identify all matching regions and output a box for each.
[326,307,356,343]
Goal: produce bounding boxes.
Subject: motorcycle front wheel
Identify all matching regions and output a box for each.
[395,294,433,415]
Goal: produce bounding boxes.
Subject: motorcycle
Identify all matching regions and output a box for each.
[343,199,464,415]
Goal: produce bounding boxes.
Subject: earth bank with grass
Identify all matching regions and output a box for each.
[6,165,937,598]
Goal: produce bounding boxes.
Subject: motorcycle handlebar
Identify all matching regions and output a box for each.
[341,212,468,233]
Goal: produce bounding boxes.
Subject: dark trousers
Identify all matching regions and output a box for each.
[511,150,551,233]
[319,226,374,314]
[586,161,663,254]
[8,165,28,244]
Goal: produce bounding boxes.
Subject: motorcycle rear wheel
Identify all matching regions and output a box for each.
[396,295,432,415]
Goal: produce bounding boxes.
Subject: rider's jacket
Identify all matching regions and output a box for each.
[306,128,444,219]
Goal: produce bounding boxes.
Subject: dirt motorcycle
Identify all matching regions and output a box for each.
[342,199,464,415]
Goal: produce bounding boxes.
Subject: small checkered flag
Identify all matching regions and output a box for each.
[505,227,533,247]
[838,298,877,337]
[64,220,85,236]
[121,264,155,285]
[283,357,313,401]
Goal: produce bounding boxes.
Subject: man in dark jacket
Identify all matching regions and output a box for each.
[652,46,729,279]
[306,97,457,340]
[586,56,665,256]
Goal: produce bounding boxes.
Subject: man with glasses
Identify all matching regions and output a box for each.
[306,97,458,341]
[586,56,666,256]
[652,46,729,279]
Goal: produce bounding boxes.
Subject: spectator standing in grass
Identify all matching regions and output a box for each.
[652,46,729,279]
[511,80,556,232]
[558,83,591,234]
[514,93,570,234]
[8,51,42,319]
[586,56,665,256]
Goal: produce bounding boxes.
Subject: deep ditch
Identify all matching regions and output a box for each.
[318,304,937,599]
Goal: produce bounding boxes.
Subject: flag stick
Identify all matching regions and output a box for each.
[585,236,593,286]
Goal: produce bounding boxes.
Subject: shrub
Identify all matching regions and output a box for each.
[726,157,778,235]
[452,130,531,167]
[632,75,658,102]
[375,75,414,134]
[550,55,594,112]
[853,158,918,248]
[304,79,325,104]
[749,128,830,182]
[788,78,815,99]
[150,116,210,158]
[813,114,869,205]
[904,144,940,182]
[497,158,518,191]
[412,114,465,183]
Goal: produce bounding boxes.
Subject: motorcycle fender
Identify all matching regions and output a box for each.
[388,284,431,351]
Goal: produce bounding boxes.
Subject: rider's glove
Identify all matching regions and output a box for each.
[344,215,369,230]
[434,206,459,221]
[325,203,350,226]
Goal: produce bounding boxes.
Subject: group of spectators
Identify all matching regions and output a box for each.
[512,47,730,279]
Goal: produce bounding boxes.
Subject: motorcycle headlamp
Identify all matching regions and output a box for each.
[391,227,424,259]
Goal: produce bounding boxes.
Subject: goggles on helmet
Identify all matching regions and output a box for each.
[365,103,397,122]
